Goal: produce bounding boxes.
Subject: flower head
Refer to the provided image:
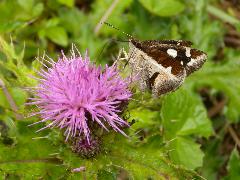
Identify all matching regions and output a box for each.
[71,136,101,158]
[30,48,132,143]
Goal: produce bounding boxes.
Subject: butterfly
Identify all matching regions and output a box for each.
[128,39,207,96]
[102,22,207,96]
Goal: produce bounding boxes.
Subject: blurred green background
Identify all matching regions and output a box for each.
[0,0,240,179]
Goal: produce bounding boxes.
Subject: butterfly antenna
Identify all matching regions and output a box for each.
[101,22,134,39]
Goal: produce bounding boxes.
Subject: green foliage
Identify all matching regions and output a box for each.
[58,132,203,179]
[188,56,240,122]
[57,0,74,8]
[0,0,240,179]
[161,88,213,139]
[161,88,213,169]
[0,121,67,179]
[139,0,185,17]
[207,5,240,28]
[45,26,68,47]
[224,148,240,180]
[201,136,225,179]
[169,136,204,170]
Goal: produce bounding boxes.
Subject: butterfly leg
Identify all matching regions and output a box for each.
[113,48,127,65]
[118,47,138,68]
[130,54,151,92]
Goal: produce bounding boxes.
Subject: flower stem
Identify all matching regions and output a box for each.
[227,124,240,149]
[94,0,119,35]
[0,78,23,120]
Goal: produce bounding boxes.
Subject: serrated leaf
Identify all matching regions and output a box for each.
[109,136,204,179]
[139,0,185,17]
[161,88,213,139]
[45,26,68,47]
[169,137,204,169]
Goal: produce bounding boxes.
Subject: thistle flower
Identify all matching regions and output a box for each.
[71,136,101,158]
[29,48,132,143]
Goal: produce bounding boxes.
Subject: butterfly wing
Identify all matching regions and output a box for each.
[129,39,207,96]
[184,48,207,75]
[132,40,207,76]
[129,41,186,95]
[141,40,193,47]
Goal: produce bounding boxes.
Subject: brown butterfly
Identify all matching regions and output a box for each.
[103,22,207,96]
[128,39,207,96]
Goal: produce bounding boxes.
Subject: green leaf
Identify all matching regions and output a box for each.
[0,87,27,109]
[161,88,213,139]
[45,26,68,47]
[224,148,240,180]
[17,0,43,19]
[169,137,204,170]
[32,3,44,17]
[201,138,225,179]
[59,8,85,37]
[138,0,185,17]
[17,0,34,11]
[10,88,28,107]
[207,5,240,27]
[1,115,17,137]
[45,18,60,28]
[0,121,67,179]
[59,133,202,179]
[160,88,211,169]
[97,170,116,180]
[129,108,160,129]
[57,0,74,8]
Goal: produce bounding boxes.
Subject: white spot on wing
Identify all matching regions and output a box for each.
[166,66,172,74]
[187,53,207,66]
[167,49,177,58]
[181,61,183,65]
[185,47,191,57]
[187,59,195,66]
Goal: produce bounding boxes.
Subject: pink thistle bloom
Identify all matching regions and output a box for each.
[29,48,132,143]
